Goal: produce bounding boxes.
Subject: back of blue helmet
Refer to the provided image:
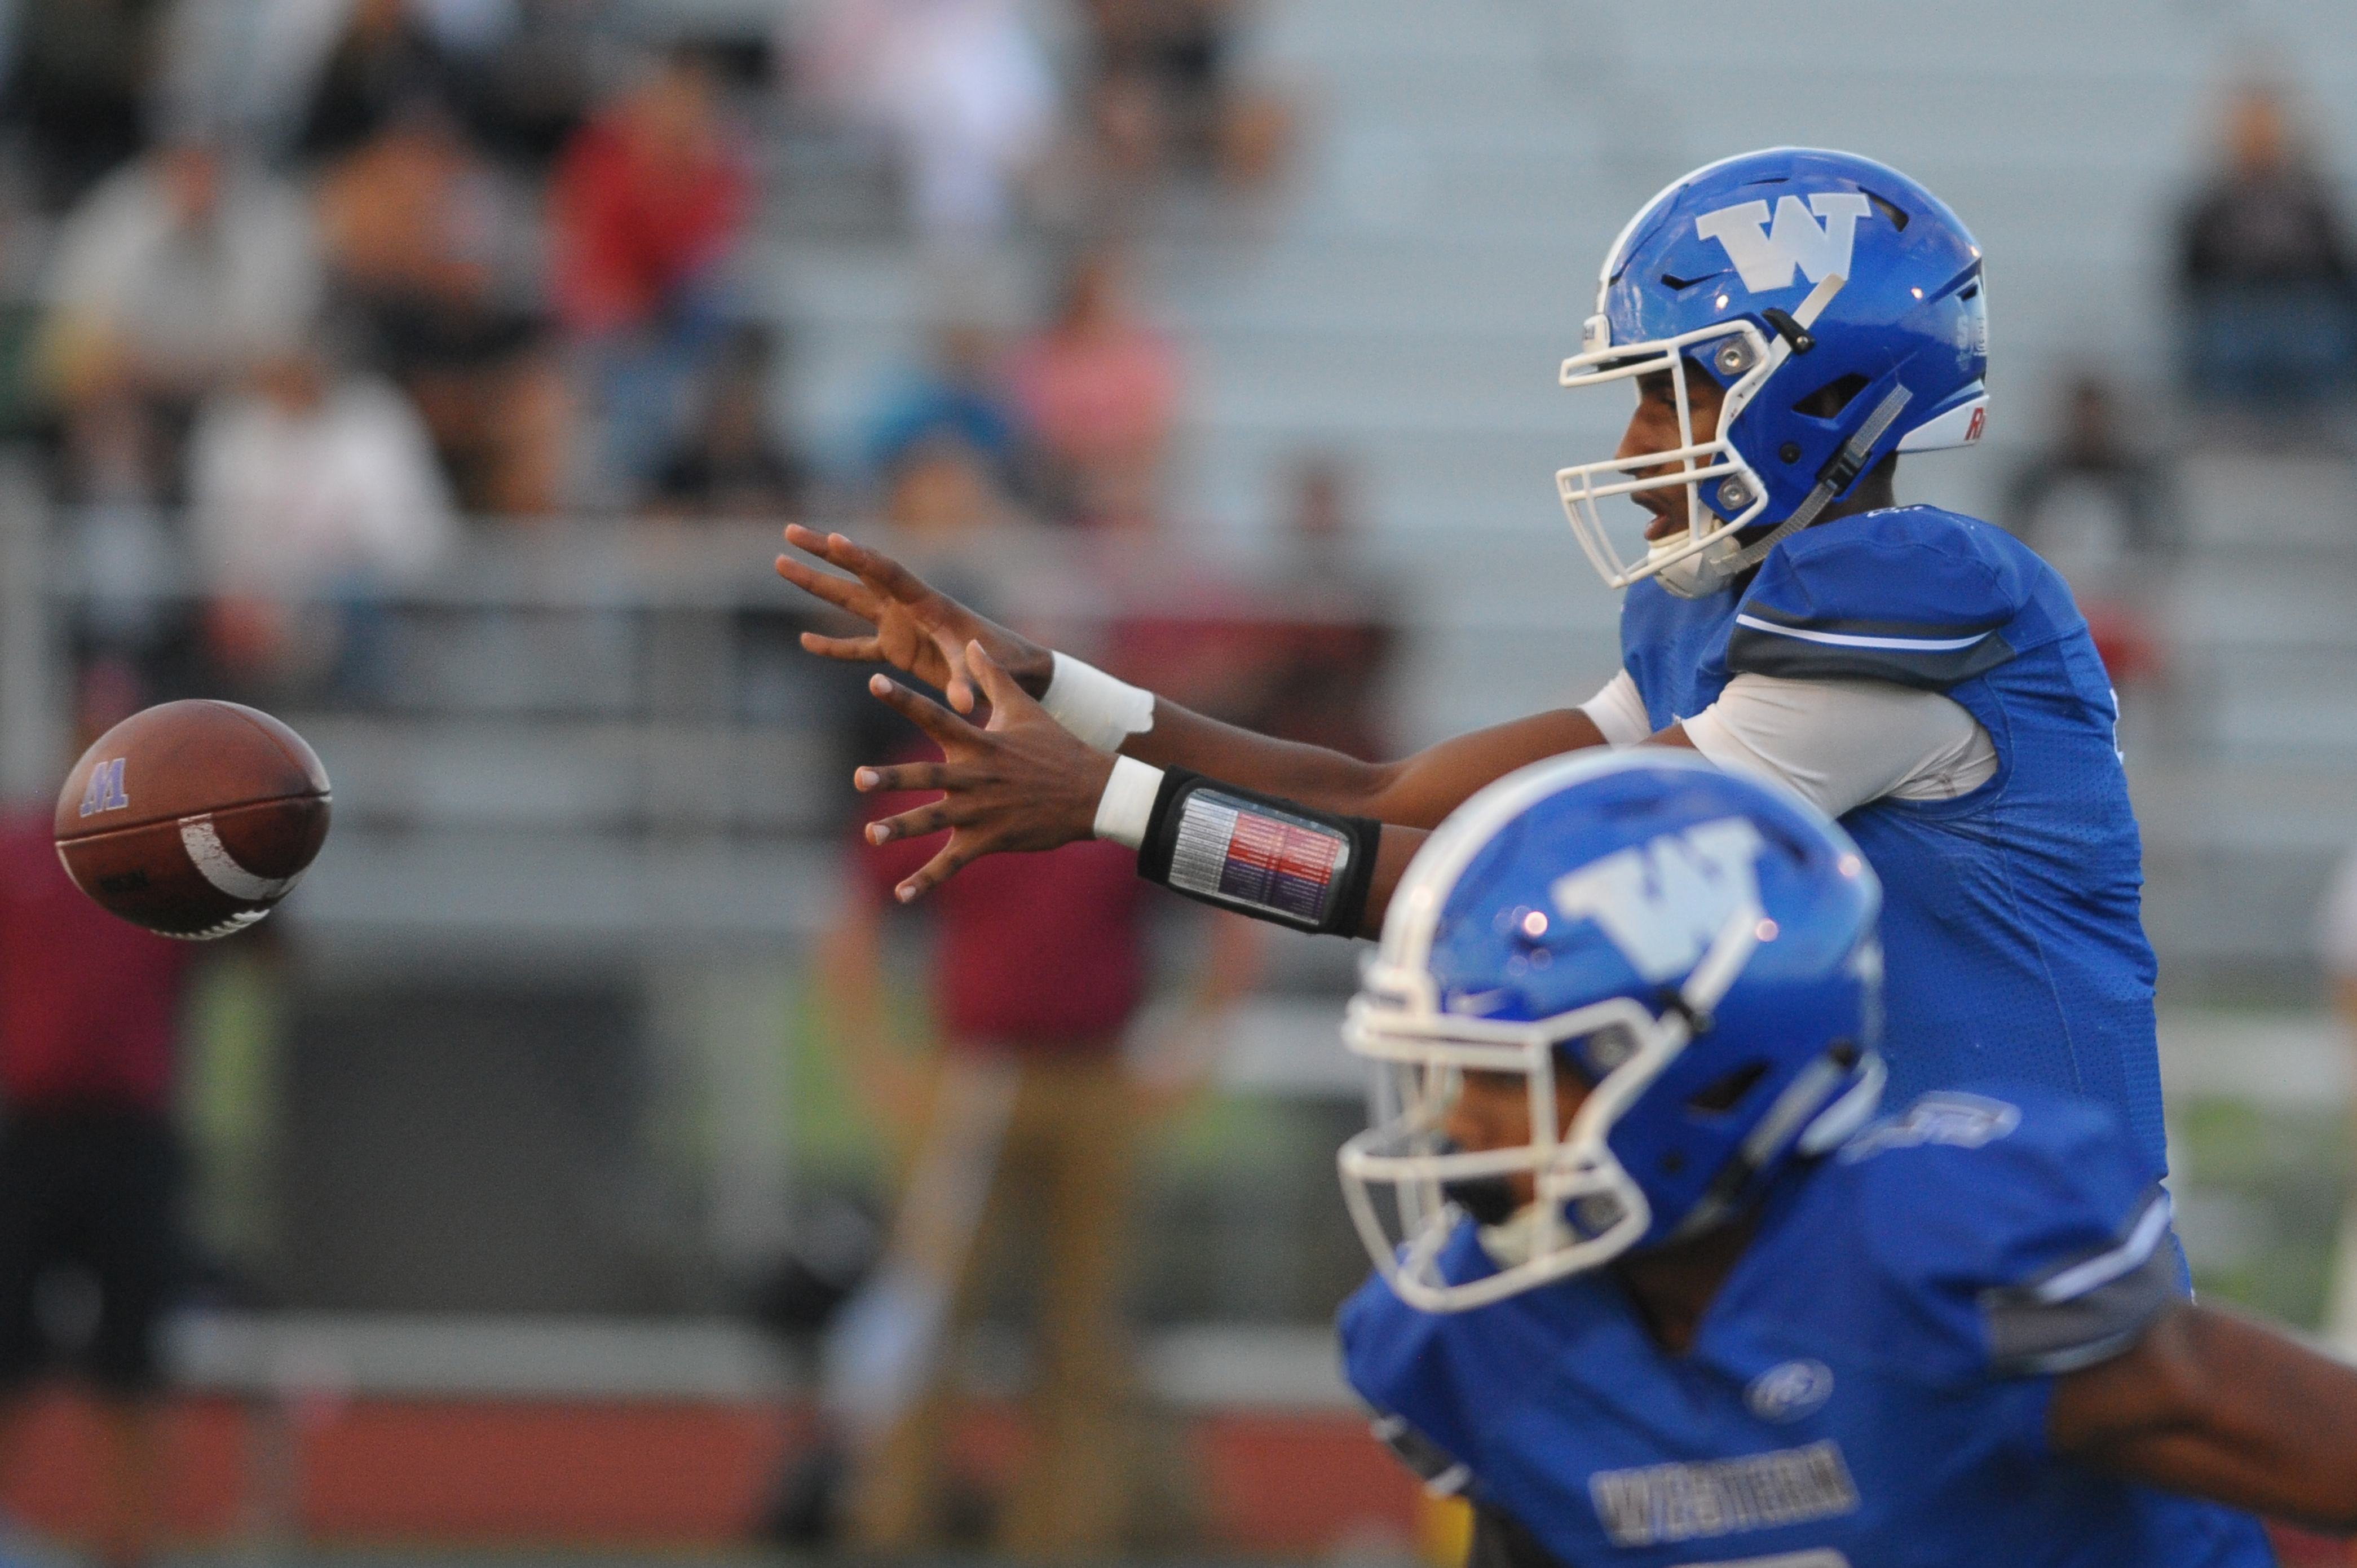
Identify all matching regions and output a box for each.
[1339,750,1886,1311]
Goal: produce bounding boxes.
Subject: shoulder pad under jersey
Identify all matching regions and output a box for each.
[1729,506,2034,691]
[1836,1084,2181,1381]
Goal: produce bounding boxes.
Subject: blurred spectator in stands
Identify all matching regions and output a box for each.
[646,326,808,520]
[792,0,1057,250]
[771,438,1246,1553]
[316,100,570,514]
[863,322,1020,494]
[2005,377,2168,688]
[292,0,476,165]
[467,0,608,167]
[2179,79,2356,414]
[1100,453,1393,750]
[882,431,1014,541]
[2007,377,2172,561]
[187,337,455,691]
[2315,851,2357,1356]
[40,139,321,492]
[57,387,187,699]
[1243,454,1395,754]
[820,811,1158,1555]
[0,664,195,1568]
[550,46,750,502]
[4,0,164,212]
[1082,0,1288,188]
[1041,0,1288,234]
[1004,248,1180,524]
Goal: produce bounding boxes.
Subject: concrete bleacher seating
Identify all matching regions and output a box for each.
[767,0,2357,992]
[7,4,2349,980]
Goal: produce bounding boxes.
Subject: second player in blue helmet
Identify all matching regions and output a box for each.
[1339,749,1887,1311]
[775,145,2173,1183]
[1334,752,2323,1568]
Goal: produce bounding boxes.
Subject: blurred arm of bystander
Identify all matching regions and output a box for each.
[813,767,952,1149]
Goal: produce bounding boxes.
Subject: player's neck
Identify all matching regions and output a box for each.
[1611,1213,1760,1355]
[1819,456,1899,524]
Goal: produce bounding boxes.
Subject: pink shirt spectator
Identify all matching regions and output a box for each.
[1004,324,1180,476]
[1003,251,1181,519]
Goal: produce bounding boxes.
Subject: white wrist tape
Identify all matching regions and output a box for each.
[1092,755,1166,850]
[1043,651,1156,754]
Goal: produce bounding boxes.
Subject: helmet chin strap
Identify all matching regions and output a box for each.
[1656,272,1886,599]
[1719,379,1914,577]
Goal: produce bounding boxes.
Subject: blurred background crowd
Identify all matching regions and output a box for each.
[5,0,2357,1562]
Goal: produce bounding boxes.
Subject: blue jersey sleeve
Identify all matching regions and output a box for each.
[1729,508,2037,691]
[1839,1086,2183,1391]
[1338,1226,1492,1484]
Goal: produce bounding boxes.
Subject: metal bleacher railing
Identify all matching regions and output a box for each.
[9,449,2357,984]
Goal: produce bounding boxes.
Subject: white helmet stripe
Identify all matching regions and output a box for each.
[1595,145,1801,304]
[1378,750,1732,977]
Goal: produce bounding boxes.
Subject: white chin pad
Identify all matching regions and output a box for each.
[1650,532,1740,599]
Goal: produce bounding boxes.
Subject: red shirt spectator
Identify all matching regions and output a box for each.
[853,759,1150,1052]
[0,810,188,1114]
[548,56,748,337]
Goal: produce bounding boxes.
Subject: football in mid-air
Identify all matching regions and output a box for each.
[53,699,332,939]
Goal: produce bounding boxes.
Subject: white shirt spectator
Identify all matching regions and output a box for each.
[189,365,456,599]
[44,147,321,391]
[794,0,1057,241]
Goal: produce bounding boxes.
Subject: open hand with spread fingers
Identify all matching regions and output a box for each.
[775,524,1055,716]
[857,639,1116,903]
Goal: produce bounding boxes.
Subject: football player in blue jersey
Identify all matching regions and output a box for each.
[1336,748,2330,1568]
[773,147,2170,1180]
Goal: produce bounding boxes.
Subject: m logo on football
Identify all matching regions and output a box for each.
[1694,192,1874,294]
[78,757,129,818]
[1550,818,1765,982]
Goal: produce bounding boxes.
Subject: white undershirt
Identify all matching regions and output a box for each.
[1578,668,2000,819]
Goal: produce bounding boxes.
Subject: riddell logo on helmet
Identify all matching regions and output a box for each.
[1694,192,1874,294]
[1966,406,1987,441]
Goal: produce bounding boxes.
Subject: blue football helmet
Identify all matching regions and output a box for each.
[1557,147,1990,598]
[1338,750,1886,1311]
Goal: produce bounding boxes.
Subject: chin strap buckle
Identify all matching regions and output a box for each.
[1758,272,1847,360]
[1723,381,1915,575]
[1656,987,1715,1037]
[1760,307,1815,355]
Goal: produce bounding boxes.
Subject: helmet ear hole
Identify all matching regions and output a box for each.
[1793,373,1870,419]
[1857,187,1910,231]
[1686,1060,1771,1115]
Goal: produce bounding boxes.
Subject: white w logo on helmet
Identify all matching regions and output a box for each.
[1694,192,1875,294]
[1550,819,1765,983]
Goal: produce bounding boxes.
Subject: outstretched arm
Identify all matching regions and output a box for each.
[849,638,1428,929]
[2050,1300,2357,1529]
[775,525,1610,831]
[1127,700,1610,831]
